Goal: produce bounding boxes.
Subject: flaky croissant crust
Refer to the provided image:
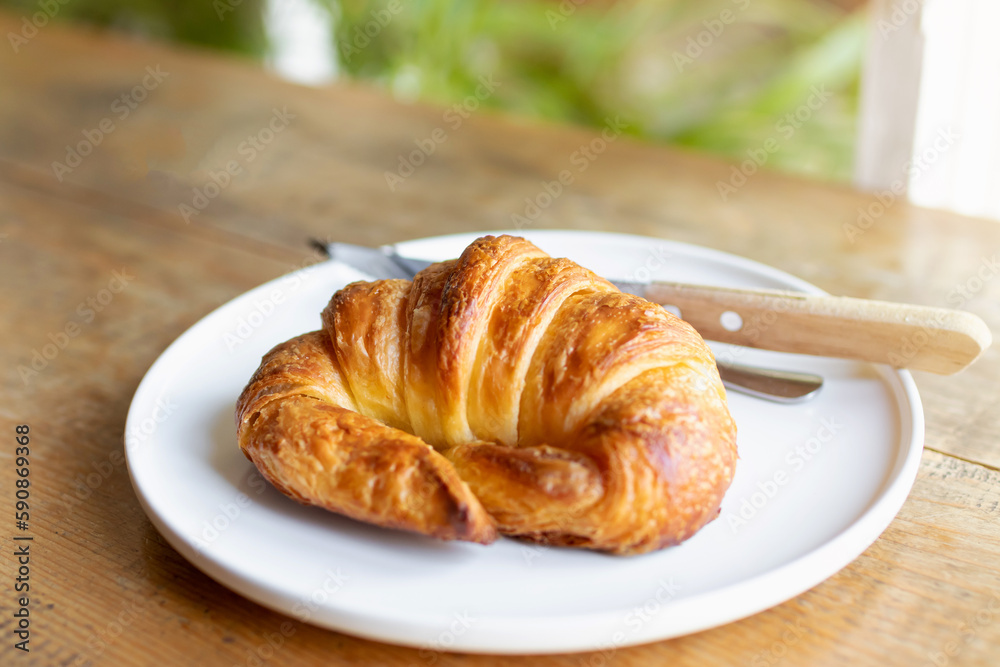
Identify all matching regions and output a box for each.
[236,235,737,555]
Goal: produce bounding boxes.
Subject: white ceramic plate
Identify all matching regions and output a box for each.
[125,230,923,654]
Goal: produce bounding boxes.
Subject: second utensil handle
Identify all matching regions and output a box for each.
[644,283,991,375]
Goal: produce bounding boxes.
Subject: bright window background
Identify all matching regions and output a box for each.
[855,0,1000,221]
[910,0,1000,221]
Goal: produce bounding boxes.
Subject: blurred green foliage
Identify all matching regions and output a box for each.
[1,0,864,181]
[1,0,267,55]
[335,0,864,181]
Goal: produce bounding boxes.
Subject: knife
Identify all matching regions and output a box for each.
[314,240,831,403]
[315,240,989,376]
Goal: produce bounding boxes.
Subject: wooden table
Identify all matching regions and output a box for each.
[2,13,998,667]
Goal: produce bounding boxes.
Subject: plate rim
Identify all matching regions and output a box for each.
[125,229,925,654]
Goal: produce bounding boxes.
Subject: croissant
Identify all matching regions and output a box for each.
[236,235,737,555]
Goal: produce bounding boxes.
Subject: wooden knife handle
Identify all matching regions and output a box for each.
[644,282,992,375]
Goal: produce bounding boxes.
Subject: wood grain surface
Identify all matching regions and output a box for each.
[1,11,999,667]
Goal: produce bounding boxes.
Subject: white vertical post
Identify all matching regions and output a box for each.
[853,0,924,193]
[855,0,1000,222]
[265,0,338,86]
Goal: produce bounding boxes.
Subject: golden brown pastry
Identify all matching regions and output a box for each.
[236,235,737,555]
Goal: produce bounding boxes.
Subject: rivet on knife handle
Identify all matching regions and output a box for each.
[643,282,992,375]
